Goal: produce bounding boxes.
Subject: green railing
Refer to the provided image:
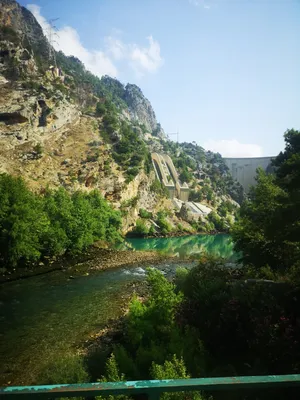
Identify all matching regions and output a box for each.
[1,375,300,399]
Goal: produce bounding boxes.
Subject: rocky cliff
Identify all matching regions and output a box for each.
[0,0,240,236]
[0,0,52,64]
[124,84,165,138]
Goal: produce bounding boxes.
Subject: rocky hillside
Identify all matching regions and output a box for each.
[0,0,242,236]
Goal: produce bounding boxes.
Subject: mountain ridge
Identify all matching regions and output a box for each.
[0,0,243,237]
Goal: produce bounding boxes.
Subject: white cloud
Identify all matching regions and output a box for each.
[130,36,164,75]
[105,35,164,77]
[203,139,263,157]
[189,0,211,9]
[27,4,117,77]
[105,36,125,61]
[27,4,163,79]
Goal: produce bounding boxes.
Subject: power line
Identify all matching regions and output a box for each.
[46,18,59,67]
[167,132,179,143]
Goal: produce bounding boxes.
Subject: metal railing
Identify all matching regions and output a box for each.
[1,375,300,399]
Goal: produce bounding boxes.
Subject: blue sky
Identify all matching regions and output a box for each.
[20,0,300,157]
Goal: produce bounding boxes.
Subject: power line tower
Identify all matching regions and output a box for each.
[46,18,59,67]
[167,131,179,143]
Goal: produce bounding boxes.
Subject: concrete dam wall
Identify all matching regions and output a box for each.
[151,153,189,201]
[223,156,274,192]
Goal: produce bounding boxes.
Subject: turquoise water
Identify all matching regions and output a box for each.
[125,234,236,260]
[0,234,236,385]
[0,261,195,386]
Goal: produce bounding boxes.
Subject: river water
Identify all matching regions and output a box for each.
[0,234,235,385]
[125,233,236,260]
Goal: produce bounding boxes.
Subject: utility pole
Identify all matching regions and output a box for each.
[46,18,59,67]
[167,131,179,143]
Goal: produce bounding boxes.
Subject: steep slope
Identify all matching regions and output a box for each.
[0,0,241,236]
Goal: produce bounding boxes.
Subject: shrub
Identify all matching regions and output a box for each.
[139,208,153,219]
[132,219,149,236]
[156,213,173,234]
[37,355,89,384]
[0,174,122,268]
[151,355,203,400]
[150,179,169,197]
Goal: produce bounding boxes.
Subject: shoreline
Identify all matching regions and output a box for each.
[0,247,180,284]
[126,230,228,239]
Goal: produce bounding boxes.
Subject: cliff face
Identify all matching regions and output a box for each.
[0,0,52,62]
[0,0,240,236]
[124,84,165,138]
[0,0,171,235]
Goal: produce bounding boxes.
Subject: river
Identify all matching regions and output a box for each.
[0,234,236,385]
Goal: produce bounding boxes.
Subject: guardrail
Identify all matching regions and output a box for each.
[1,375,300,399]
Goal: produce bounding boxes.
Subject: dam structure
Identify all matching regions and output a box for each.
[151,153,189,201]
[223,156,274,193]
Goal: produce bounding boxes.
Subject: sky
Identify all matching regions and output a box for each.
[19,0,300,157]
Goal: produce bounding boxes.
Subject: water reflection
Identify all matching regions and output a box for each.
[124,234,237,260]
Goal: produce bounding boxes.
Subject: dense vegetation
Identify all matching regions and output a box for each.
[95,98,152,182]
[41,257,300,400]
[0,174,121,268]
[39,129,300,400]
[3,17,300,398]
[232,129,300,273]
[162,140,244,205]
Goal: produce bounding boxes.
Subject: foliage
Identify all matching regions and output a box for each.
[179,257,300,379]
[208,212,229,232]
[132,219,149,236]
[188,189,203,202]
[217,200,235,217]
[0,174,122,268]
[150,179,169,197]
[156,212,173,234]
[96,100,150,180]
[0,26,20,44]
[161,140,245,204]
[232,129,300,271]
[151,356,203,400]
[121,196,139,209]
[0,174,49,266]
[107,269,185,379]
[37,355,89,384]
[139,208,153,219]
[96,251,300,400]
[179,168,193,183]
[33,143,44,156]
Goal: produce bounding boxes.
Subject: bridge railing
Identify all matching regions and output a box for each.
[1,374,300,400]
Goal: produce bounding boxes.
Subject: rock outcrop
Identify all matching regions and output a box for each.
[124,84,165,138]
[0,0,52,63]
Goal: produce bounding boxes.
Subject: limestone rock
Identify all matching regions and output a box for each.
[124,84,165,139]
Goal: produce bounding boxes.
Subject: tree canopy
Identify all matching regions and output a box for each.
[0,174,121,268]
[232,129,300,271]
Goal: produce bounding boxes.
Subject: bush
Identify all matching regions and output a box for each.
[150,179,169,197]
[156,212,173,234]
[151,355,203,400]
[37,355,89,384]
[179,168,192,183]
[132,219,149,236]
[0,174,122,268]
[0,174,48,266]
[208,212,228,232]
[34,143,44,156]
[139,208,153,219]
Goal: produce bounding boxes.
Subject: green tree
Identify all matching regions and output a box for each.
[133,219,149,236]
[179,168,192,183]
[0,174,49,266]
[232,129,300,271]
[151,356,203,400]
